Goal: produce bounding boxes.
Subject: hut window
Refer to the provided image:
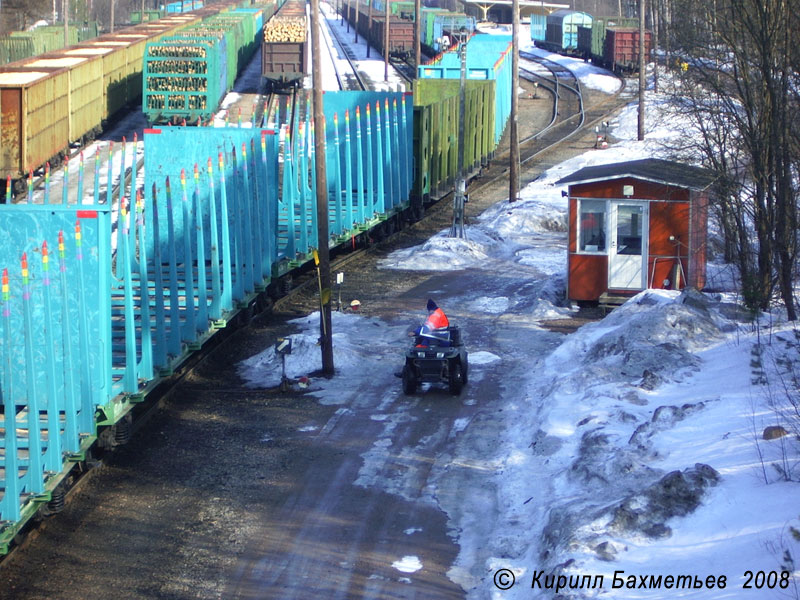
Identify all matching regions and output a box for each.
[579,199,606,252]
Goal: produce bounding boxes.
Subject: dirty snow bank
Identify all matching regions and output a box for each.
[237,311,407,391]
[469,289,800,599]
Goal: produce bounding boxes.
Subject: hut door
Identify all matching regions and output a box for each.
[608,202,648,290]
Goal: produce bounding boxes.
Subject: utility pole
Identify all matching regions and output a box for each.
[353,0,358,43]
[311,0,334,375]
[110,0,115,33]
[414,0,420,73]
[366,0,372,57]
[509,0,520,202]
[63,0,69,45]
[383,0,389,82]
[651,0,658,93]
[449,34,467,238]
[637,0,645,140]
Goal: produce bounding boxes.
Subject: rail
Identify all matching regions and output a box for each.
[469,53,625,196]
[321,8,367,91]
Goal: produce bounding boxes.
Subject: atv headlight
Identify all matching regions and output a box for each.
[436,352,445,358]
[417,351,426,358]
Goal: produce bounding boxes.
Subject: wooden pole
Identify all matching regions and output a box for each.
[414,0,420,73]
[366,0,372,57]
[637,0,645,141]
[384,0,389,82]
[509,0,519,202]
[651,0,658,93]
[311,0,334,375]
[449,36,466,237]
[354,0,359,43]
[63,0,69,45]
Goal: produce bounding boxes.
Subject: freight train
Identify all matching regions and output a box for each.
[131,1,206,24]
[0,23,100,66]
[0,7,515,563]
[260,0,309,89]
[532,9,651,73]
[415,34,512,203]
[340,0,476,58]
[0,0,271,195]
[142,1,277,123]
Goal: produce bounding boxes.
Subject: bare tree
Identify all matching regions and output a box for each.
[665,0,799,318]
[1,0,51,30]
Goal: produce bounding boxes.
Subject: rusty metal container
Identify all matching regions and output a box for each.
[261,40,307,87]
[603,27,652,72]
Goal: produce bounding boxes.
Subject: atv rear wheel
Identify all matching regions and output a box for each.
[448,360,464,395]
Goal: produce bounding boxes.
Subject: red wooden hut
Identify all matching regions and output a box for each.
[558,158,716,304]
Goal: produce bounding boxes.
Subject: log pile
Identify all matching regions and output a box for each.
[263,16,307,43]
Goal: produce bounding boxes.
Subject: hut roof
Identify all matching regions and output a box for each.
[557,158,717,191]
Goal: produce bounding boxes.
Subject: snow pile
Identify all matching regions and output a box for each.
[545,289,726,390]
[476,290,800,599]
[536,291,725,551]
[378,228,505,272]
[238,311,406,388]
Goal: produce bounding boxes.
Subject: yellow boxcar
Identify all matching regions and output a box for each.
[25,55,104,143]
[98,34,151,104]
[0,68,70,181]
[64,45,128,121]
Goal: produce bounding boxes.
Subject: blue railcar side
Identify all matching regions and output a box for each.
[0,91,413,554]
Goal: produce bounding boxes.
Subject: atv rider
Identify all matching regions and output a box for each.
[411,299,451,346]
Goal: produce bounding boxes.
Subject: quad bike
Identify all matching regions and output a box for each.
[401,325,468,395]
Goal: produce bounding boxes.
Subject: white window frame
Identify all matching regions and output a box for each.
[576,198,608,255]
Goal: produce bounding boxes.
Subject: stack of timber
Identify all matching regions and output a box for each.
[263,16,307,42]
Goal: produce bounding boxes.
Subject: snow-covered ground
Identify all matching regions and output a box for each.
[238,40,800,600]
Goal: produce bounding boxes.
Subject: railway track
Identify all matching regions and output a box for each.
[517,52,585,157]
[321,6,368,90]
[465,52,629,199]
[390,56,416,85]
